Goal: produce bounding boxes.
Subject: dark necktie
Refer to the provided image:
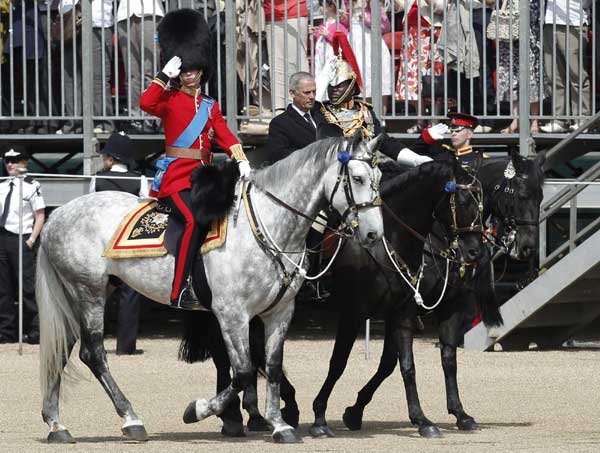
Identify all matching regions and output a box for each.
[304,112,314,127]
[0,181,14,228]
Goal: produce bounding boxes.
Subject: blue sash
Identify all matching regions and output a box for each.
[153,96,214,192]
[152,157,177,192]
[171,96,215,148]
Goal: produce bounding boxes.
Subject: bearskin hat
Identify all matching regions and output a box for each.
[158,9,211,83]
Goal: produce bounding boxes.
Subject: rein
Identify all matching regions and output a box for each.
[242,147,380,314]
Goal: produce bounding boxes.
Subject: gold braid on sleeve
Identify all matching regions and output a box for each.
[230,143,247,161]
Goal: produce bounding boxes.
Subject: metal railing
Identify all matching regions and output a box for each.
[0,1,598,162]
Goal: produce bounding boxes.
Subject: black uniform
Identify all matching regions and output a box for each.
[94,169,143,354]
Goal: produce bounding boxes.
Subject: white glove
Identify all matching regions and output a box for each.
[238,160,251,180]
[427,123,449,141]
[396,148,433,167]
[162,56,182,79]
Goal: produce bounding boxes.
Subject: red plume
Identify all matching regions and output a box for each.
[331,31,363,92]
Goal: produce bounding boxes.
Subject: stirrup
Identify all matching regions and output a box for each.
[171,280,203,311]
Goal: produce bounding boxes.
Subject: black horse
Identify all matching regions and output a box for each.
[179,157,484,436]
[340,150,546,436]
[308,157,487,438]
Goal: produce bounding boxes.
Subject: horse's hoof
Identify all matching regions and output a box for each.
[273,427,303,444]
[47,429,76,444]
[183,401,199,424]
[247,415,271,432]
[281,406,300,429]
[418,424,442,438]
[121,424,149,442]
[221,422,246,437]
[457,417,478,431]
[342,406,363,431]
[309,424,335,438]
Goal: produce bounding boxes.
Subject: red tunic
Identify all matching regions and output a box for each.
[140,80,240,198]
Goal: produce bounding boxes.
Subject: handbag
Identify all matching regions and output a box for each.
[486,0,519,42]
[50,5,82,43]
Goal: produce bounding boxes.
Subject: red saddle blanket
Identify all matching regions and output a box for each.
[103,200,227,259]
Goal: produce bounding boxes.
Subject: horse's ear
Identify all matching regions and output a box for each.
[317,122,344,140]
[473,151,484,171]
[534,150,546,168]
[510,146,525,172]
[366,133,386,154]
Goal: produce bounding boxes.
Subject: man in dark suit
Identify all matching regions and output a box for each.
[264,72,327,163]
[90,132,146,355]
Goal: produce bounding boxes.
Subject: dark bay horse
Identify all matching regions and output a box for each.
[37,136,384,444]
[341,150,546,436]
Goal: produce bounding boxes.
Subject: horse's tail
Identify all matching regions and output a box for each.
[178,311,220,363]
[475,251,504,328]
[37,243,81,400]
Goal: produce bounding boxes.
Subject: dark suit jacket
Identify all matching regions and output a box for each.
[263,103,327,164]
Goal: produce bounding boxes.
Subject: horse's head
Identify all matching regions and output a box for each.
[324,134,384,248]
[432,159,485,264]
[491,149,545,260]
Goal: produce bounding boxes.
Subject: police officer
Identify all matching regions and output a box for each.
[90,132,147,354]
[0,147,45,344]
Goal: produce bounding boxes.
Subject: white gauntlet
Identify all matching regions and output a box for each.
[396,148,433,167]
[162,56,182,79]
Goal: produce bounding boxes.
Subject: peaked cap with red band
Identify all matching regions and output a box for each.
[448,112,478,128]
[330,31,363,91]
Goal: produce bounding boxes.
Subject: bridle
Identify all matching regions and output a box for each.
[432,168,484,259]
[327,139,382,234]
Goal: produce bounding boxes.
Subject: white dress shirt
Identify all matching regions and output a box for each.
[292,104,316,128]
[116,0,165,22]
[0,177,46,235]
[59,0,114,28]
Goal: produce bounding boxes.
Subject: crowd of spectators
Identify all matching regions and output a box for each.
[0,0,599,135]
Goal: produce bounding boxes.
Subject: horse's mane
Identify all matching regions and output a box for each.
[380,160,452,197]
[252,137,342,188]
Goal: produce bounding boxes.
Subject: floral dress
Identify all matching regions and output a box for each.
[496,0,542,102]
[395,4,443,101]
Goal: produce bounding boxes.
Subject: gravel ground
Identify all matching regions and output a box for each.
[1,334,600,452]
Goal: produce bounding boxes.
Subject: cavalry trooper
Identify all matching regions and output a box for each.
[418,112,484,167]
[0,147,45,344]
[140,9,251,310]
[317,32,433,167]
[89,132,147,355]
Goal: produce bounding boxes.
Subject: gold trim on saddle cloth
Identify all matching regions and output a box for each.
[103,200,168,258]
[103,200,228,259]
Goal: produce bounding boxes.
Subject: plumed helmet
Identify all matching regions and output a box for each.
[157,8,211,83]
[326,32,363,105]
[330,58,358,89]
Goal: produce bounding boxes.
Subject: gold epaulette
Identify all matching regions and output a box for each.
[356,99,372,108]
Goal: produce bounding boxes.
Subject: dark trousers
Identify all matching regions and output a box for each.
[108,283,141,354]
[0,229,38,340]
[161,190,209,302]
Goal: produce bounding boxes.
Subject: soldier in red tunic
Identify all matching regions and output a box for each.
[140,9,251,310]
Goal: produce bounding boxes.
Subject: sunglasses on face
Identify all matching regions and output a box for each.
[4,157,23,164]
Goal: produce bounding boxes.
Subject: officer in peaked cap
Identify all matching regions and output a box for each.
[416,112,485,167]
[0,146,45,344]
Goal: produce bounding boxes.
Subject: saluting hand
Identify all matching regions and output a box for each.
[162,56,182,79]
[427,123,449,141]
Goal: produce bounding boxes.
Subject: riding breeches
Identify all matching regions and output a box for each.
[160,190,209,302]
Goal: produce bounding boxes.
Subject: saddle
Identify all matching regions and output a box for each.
[103,199,227,259]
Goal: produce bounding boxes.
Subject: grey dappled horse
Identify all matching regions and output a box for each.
[37,136,384,444]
